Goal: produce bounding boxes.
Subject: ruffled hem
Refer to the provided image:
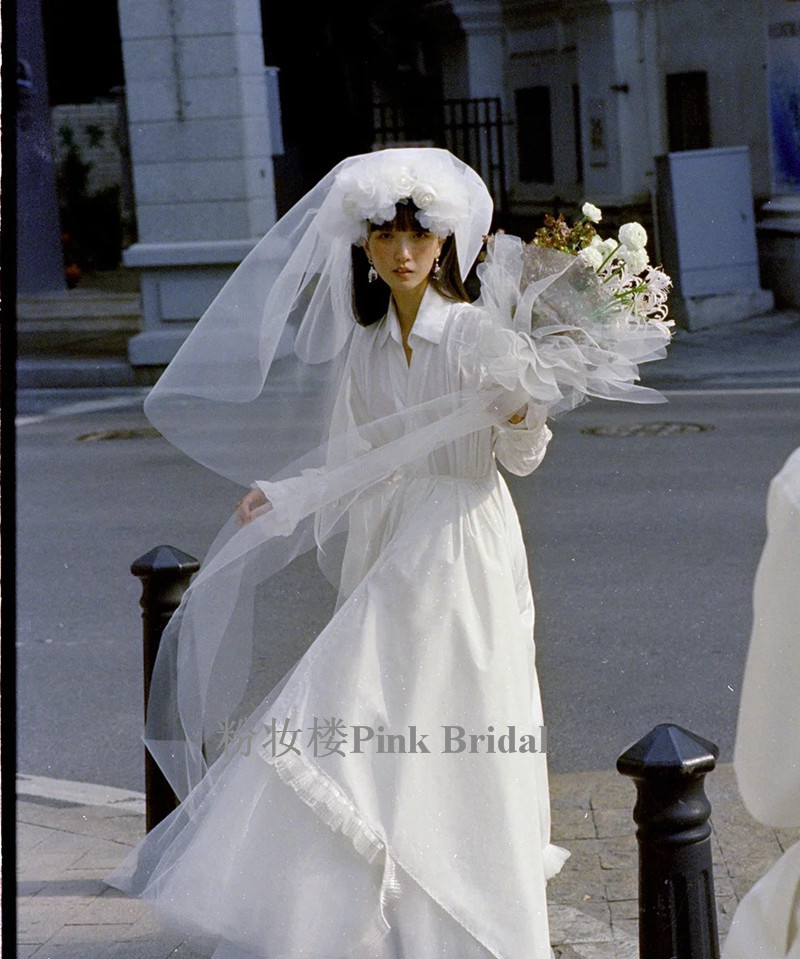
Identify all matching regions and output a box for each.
[270,749,385,863]
[268,745,564,958]
[269,748,400,946]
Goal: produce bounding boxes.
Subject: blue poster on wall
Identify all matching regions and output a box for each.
[768,21,800,192]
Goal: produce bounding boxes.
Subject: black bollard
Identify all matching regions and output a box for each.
[131,545,200,832]
[617,723,721,959]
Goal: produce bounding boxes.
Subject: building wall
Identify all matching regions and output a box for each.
[505,20,582,210]
[501,0,772,213]
[118,0,275,246]
[653,0,771,198]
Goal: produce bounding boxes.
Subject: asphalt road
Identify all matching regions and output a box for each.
[14,386,800,789]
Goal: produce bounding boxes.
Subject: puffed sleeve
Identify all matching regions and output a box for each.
[450,308,553,477]
[492,403,552,477]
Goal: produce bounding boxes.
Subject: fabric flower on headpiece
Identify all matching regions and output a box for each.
[411,180,437,210]
[337,167,395,231]
[321,152,470,244]
[386,166,416,200]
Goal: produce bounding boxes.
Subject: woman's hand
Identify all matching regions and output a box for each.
[236,488,269,525]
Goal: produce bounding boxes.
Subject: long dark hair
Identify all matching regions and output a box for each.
[351,201,472,327]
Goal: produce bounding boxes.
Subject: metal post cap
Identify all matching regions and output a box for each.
[131,545,200,577]
[616,723,718,778]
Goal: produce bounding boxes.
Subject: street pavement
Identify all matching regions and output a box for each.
[12,276,800,957]
[16,764,800,959]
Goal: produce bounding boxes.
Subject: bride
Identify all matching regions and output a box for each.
[108,147,670,958]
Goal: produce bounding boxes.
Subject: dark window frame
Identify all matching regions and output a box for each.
[666,71,711,152]
[515,86,555,184]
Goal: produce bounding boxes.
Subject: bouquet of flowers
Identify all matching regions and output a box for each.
[476,202,674,415]
[528,202,672,329]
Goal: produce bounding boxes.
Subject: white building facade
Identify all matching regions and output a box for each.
[116,0,798,366]
[441,0,797,317]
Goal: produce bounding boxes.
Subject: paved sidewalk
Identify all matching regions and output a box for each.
[14,267,800,390]
[640,308,800,391]
[16,764,800,958]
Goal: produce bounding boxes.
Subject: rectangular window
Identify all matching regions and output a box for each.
[667,71,711,151]
[515,86,554,183]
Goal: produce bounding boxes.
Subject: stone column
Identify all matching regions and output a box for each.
[118,0,277,371]
[448,0,505,101]
[575,0,654,207]
[444,0,507,212]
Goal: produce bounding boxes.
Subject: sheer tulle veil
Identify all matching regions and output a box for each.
[142,149,501,797]
[142,147,671,800]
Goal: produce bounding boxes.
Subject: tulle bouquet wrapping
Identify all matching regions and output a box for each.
[475,202,674,415]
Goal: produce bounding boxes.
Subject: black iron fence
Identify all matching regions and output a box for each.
[372,97,508,216]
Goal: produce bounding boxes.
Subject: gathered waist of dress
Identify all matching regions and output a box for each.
[367,466,498,497]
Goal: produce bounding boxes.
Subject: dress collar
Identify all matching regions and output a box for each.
[378,285,452,349]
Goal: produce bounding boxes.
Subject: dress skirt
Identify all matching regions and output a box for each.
[108,468,567,959]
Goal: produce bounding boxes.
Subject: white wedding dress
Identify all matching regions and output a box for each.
[108,287,569,958]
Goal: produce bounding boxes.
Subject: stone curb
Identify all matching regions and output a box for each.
[16,358,140,390]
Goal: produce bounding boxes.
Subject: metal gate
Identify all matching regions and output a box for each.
[372,97,507,215]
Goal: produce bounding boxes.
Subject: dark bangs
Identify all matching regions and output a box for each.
[368,200,425,233]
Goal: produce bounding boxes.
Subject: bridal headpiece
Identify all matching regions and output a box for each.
[318,149,474,243]
[143,147,494,487]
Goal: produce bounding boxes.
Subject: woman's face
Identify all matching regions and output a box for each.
[364,224,444,299]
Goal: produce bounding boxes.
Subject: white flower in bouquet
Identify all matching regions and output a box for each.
[618,245,649,274]
[529,203,672,328]
[618,221,648,251]
[581,201,602,224]
[591,236,619,259]
[578,246,605,270]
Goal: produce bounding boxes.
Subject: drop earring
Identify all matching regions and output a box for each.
[432,255,441,280]
[368,263,378,283]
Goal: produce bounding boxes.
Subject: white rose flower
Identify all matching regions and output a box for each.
[582,201,602,224]
[618,222,648,251]
[618,245,649,274]
[388,168,415,198]
[411,183,437,210]
[578,246,604,270]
